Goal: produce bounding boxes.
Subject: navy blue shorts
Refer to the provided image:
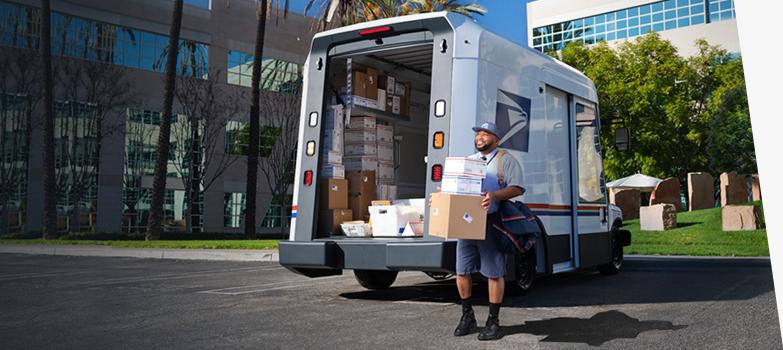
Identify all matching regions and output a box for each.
[456,215,506,278]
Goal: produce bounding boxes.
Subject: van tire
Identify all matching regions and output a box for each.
[508,251,536,295]
[598,225,623,275]
[354,270,398,290]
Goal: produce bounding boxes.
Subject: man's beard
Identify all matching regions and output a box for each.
[475,141,492,152]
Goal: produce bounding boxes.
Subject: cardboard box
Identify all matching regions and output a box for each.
[322,128,343,153]
[400,82,411,116]
[428,193,487,240]
[377,160,394,181]
[376,89,387,111]
[441,175,483,195]
[342,95,378,110]
[377,184,398,201]
[444,157,486,178]
[345,129,377,143]
[319,209,353,235]
[351,71,367,97]
[322,150,343,165]
[320,164,345,179]
[376,124,394,143]
[345,142,378,156]
[344,156,378,171]
[386,95,401,115]
[385,75,396,95]
[348,116,376,129]
[341,221,372,237]
[347,170,377,220]
[377,142,394,161]
[395,82,406,96]
[365,68,378,100]
[319,178,348,209]
[325,105,345,129]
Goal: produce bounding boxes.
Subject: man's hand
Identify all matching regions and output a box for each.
[481,191,496,211]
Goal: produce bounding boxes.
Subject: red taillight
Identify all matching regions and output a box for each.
[431,164,443,182]
[359,26,392,36]
[304,170,313,186]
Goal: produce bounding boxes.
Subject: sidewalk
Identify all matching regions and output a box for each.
[0,244,279,262]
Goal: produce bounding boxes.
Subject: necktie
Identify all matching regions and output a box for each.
[481,156,487,162]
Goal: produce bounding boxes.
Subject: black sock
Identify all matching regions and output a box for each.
[488,302,501,320]
[461,298,473,314]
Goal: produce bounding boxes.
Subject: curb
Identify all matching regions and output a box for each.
[0,244,279,262]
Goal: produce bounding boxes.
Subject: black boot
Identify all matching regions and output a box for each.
[454,309,476,336]
[478,316,503,340]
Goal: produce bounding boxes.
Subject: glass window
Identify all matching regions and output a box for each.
[665,0,677,10]
[710,13,719,22]
[653,13,663,22]
[640,5,651,15]
[679,17,690,27]
[628,7,638,17]
[584,17,594,25]
[553,33,562,42]
[629,27,639,36]
[595,24,605,34]
[652,2,663,12]
[552,23,562,33]
[606,12,615,21]
[709,3,719,12]
[720,11,733,20]
[677,0,689,7]
[575,103,605,204]
[629,18,639,27]
[606,22,615,31]
[616,9,627,19]
[616,29,627,39]
[691,14,705,24]
[595,14,605,24]
[653,22,664,32]
[640,15,651,25]
[666,9,677,19]
[573,19,583,28]
[678,7,689,17]
[224,192,246,228]
[533,27,542,37]
[691,4,704,14]
[641,25,651,34]
[617,19,627,29]
[720,0,732,11]
[533,38,541,46]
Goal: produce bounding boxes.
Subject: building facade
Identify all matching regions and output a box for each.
[0,0,316,235]
[527,0,740,56]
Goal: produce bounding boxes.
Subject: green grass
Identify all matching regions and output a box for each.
[624,201,768,256]
[0,239,280,250]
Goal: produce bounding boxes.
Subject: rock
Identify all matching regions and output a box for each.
[611,189,640,220]
[722,205,762,231]
[649,177,682,211]
[751,174,762,201]
[720,172,748,206]
[687,172,714,211]
[640,204,677,231]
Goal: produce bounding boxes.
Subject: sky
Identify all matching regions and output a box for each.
[281,0,529,46]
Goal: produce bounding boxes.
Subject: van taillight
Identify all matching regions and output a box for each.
[304,170,313,186]
[431,164,443,182]
[433,132,444,149]
[359,26,392,36]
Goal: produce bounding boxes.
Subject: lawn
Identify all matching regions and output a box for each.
[624,201,768,256]
[0,239,280,250]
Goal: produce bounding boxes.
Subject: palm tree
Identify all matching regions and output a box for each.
[402,0,485,17]
[40,0,58,239]
[146,0,184,241]
[303,0,485,29]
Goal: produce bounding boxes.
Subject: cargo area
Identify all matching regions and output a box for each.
[316,35,434,240]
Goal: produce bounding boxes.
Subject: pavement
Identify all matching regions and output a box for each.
[0,253,780,349]
[0,243,279,261]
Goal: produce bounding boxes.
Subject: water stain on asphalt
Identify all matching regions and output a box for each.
[503,310,687,346]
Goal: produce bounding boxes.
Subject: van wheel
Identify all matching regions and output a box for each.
[598,225,623,275]
[354,270,398,290]
[509,252,536,295]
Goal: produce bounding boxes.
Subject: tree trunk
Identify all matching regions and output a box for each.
[40,0,58,239]
[278,192,287,236]
[187,47,200,233]
[147,0,184,241]
[245,0,268,240]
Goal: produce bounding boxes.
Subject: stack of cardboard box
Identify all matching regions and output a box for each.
[380,75,411,117]
[428,157,488,240]
[347,170,376,222]
[321,105,345,179]
[341,66,411,117]
[376,123,396,200]
[318,177,352,237]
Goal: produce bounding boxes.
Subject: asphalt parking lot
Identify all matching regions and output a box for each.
[0,254,780,349]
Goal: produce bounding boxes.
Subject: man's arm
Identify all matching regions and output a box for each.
[481,186,523,210]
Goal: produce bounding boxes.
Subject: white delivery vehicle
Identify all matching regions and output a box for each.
[280,12,631,292]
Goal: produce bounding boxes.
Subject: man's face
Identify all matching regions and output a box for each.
[474,131,499,153]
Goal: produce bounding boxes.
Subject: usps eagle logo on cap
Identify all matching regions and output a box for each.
[495,89,532,152]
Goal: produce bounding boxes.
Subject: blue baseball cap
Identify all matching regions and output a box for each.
[472,122,502,139]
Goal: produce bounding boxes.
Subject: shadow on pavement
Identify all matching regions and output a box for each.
[340,257,774,308]
[502,310,687,346]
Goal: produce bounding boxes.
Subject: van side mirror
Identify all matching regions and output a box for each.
[615,127,630,151]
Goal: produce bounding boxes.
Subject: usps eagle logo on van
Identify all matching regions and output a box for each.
[495,89,532,152]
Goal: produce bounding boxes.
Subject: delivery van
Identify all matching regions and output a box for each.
[279,12,631,292]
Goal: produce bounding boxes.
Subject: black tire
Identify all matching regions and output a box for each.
[598,225,624,275]
[508,251,536,295]
[424,272,454,281]
[353,269,398,290]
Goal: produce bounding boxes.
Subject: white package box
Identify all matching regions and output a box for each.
[325,105,344,129]
[441,175,483,195]
[342,95,379,110]
[320,164,345,179]
[377,160,394,180]
[376,124,394,143]
[345,129,377,143]
[369,205,424,237]
[395,82,406,96]
[390,95,401,114]
[341,221,372,237]
[322,129,343,153]
[345,142,378,156]
[376,89,387,111]
[348,116,376,129]
[386,76,396,94]
[377,184,398,200]
[377,142,394,161]
[444,157,486,178]
[322,150,343,165]
[344,156,378,171]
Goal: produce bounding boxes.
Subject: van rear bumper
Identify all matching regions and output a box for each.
[279,239,457,275]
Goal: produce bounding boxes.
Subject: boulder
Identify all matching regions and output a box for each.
[611,189,640,220]
[751,174,762,201]
[722,205,762,231]
[687,172,714,211]
[649,177,682,211]
[720,172,748,206]
[640,203,677,231]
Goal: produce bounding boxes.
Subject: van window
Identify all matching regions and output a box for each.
[575,102,606,203]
